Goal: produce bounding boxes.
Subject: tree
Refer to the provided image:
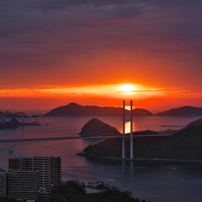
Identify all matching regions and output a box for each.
[42,193,67,202]
[0,197,19,202]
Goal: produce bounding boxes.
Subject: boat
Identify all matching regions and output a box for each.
[76,151,86,156]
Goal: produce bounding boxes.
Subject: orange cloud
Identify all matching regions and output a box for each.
[0,84,167,99]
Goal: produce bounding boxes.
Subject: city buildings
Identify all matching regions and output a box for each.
[0,168,7,197]
[8,170,39,200]
[9,156,61,188]
[3,156,61,201]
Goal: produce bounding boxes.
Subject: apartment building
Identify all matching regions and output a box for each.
[0,168,7,197]
[8,170,39,200]
[9,156,61,188]
[8,156,61,201]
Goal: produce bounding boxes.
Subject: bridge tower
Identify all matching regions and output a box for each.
[122,100,133,159]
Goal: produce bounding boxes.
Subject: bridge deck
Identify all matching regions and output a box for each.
[0,134,171,143]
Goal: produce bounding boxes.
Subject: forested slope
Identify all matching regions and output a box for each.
[84,124,202,159]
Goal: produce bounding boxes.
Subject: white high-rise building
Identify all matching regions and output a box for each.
[8,169,39,200]
[8,156,61,200]
[9,156,61,188]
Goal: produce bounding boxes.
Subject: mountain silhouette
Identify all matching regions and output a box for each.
[45,103,153,116]
[154,106,202,116]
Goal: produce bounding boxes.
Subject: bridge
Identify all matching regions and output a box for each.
[0,100,173,158]
[0,134,171,143]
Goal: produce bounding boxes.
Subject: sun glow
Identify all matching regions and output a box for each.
[117,84,137,94]
[0,84,167,101]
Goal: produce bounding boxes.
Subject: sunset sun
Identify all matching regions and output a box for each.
[117,84,137,94]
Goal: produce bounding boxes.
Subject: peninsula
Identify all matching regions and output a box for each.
[83,122,202,160]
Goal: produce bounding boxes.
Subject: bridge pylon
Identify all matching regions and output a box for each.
[122,100,133,159]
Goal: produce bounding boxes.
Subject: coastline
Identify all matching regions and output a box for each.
[107,157,202,163]
[85,156,202,166]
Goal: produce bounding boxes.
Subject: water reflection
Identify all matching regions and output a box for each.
[123,121,136,134]
[130,161,134,179]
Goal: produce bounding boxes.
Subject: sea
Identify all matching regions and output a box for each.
[0,115,202,202]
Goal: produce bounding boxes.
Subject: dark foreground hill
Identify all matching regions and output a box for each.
[186,118,202,127]
[42,180,142,202]
[45,103,153,116]
[0,180,143,202]
[154,106,202,116]
[83,124,202,160]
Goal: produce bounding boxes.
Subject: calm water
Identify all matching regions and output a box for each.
[0,115,202,202]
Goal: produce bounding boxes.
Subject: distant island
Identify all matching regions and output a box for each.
[4,111,29,118]
[45,103,202,117]
[83,120,202,160]
[0,120,18,130]
[45,102,153,117]
[0,118,40,130]
[154,106,202,117]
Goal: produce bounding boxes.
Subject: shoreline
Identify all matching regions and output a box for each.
[85,156,202,166]
[107,157,202,163]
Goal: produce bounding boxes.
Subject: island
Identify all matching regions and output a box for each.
[154,106,202,117]
[0,120,18,129]
[45,103,202,117]
[79,118,121,137]
[4,111,29,118]
[45,103,153,117]
[0,111,30,130]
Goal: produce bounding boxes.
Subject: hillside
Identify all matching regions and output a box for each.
[79,118,158,137]
[154,106,202,116]
[83,124,202,160]
[45,103,153,116]
[186,118,202,127]
[45,103,202,117]
[45,180,141,202]
[79,118,121,137]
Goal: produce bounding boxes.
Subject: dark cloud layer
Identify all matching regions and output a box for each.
[0,0,202,90]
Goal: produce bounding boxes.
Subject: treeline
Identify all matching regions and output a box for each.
[41,180,144,202]
[0,180,146,202]
[0,197,18,202]
[84,124,202,159]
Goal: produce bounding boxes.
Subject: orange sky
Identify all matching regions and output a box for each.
[0,1,202,113]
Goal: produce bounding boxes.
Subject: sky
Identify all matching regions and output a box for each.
[0,0,202,112]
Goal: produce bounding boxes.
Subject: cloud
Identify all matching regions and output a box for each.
[0,0,202,92]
